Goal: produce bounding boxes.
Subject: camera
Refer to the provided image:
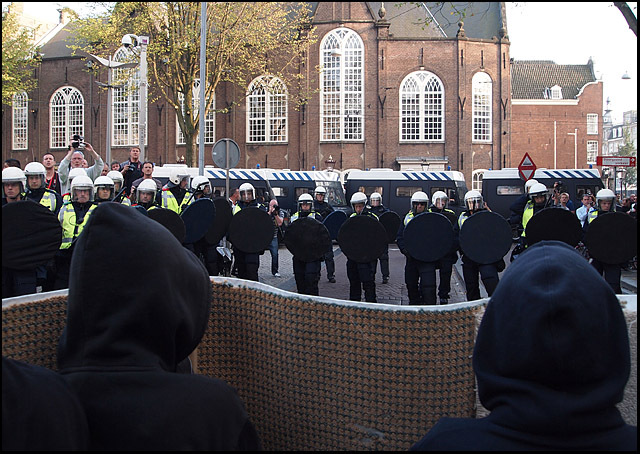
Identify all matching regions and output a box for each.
[71,134,85,151]
[128,164,137,172]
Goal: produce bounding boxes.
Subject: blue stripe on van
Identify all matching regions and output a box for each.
[248,170,264,180]
[272,172,283,181]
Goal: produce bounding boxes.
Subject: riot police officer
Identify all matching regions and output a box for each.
[428,191,458,304]
[346,192,379,303]
[368,192,390,284]
[107,170,131,206]
[24,162,63,214]
[93,176,116,204]
[290,193,324,295]
[231,182,267,281]
[134,179,161,211]
[455,190,504,301]
[511,182,553,261]
[313,186,336,283]
[161,168,191,214]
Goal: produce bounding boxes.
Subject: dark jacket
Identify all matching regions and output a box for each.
[411,240,636,451]
[314,199,334,218]
[57,203,262,451]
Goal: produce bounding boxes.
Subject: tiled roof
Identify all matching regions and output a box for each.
[511,60,597,100]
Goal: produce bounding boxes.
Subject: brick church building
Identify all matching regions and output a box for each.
[3,2,511,185]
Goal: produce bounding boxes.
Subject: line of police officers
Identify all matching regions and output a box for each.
[2,162,630,300]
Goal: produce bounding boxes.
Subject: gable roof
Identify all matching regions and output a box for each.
[511,59,598,100]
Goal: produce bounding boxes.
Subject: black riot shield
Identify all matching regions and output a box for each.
[132,205,148,216]
[2,201,62,271]
[181,198,216,244]
[379,211,402,243]
[584,212,637,264]
[404,212,454,262]
[459,210,512,264]
[147,208,186,243]
[337,215,387,263]
[205,197,233,245]
[323,210,348,240]
[284,216,332,262]
[525,207,583,247]
[228,207,274,253]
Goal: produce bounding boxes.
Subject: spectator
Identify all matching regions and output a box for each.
[576,193,595,228]
[3,158,21,169]
[2,357,89,451]
[110,160,121,171]
[131,161,162,194]
[228,187,240,208]
[557,192,573,211]
[56,202,262,450]
[411,240,636,451]
[267,197,284,277]
[119,147,143,196]
[58,138,104,196]
[42,152,62,194]
[619,197,632,213]
[101,163,110,176]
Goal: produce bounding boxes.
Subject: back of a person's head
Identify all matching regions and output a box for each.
[474,240,630,434]
[57,203,211,372]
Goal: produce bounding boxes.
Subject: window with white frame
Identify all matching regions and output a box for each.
[587,141,598,164]
[400,71,444,141]
[247,75,287,143]
[177,79,215,144]
[587,114,598,135]
[112,46,144,147]
[472,72,492,142]
[50,86,84,149]
[551,85,562,100]
[320,28,364,141]
[472,169,486,191]
[12,92,28,150]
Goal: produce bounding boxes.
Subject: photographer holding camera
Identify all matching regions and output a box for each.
[267,197,284,277]
[119,147,143,197]
[59,135,104,196]
[551,181,575,211]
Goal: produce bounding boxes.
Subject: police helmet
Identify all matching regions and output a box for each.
[596,188,616,212]
[71,175,94,202]
[298,192,314,211]
[314,186,327,196]
[168,168,190,187]
[528,183,549,206]
[464,190,484,211]
[350,191,368,210]
[409,191,429,213]
[2,167,27,192]
[524,179,538,193]
[137,179,158,202]
[24,162,47,190]
[370,192,382,207]
[68,167,87,183]
[431,191,448,209]
[93,176,115,202]
[191,175,211,194]
[239,182,255,202]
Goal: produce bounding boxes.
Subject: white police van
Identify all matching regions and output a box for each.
[481,168,604,220]
[344,169,468,216]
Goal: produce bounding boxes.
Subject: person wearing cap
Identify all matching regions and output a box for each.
[313,185,337,283]
[58,137,104,196]
[346,192,379,303]
[367,192,390,284]
[411,240,636,451]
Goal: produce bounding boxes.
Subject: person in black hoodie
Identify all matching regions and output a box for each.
[56,202,262,451]
[411,240,636,451]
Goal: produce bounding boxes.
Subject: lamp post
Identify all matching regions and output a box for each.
[89,54,138,165]
[121,34,149,162]
[567,129,577,168]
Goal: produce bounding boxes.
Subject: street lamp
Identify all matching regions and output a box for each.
[89,54,138,166]
[121,34,149,162]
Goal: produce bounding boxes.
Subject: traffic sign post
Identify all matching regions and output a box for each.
[518,152,537,181]
[595,156,636,167]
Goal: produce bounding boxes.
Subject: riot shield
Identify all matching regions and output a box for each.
[284,216,332,262]
[337,215,387,263]
[404,212,454,262]
[459,210,512,264]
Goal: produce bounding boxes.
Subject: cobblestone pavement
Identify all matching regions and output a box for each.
[256,242,637,303]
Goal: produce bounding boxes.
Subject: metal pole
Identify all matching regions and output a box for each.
[138,37,148,162]
[574,128,577,168]
[106,57,113,165]
[198,2,207,175]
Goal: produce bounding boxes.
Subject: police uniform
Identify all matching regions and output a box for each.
[26,188,63,215]
[368,204,390,283]
[232,199,267,281]
[290,210,324,295]
[161,185,192,214]
[314,198,336,282]
[346,209,379,303]
[585,209,623,293]
[428,204,458,304]
[454,208,503,301]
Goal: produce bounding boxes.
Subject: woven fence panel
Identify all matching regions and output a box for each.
[197,281,481,451]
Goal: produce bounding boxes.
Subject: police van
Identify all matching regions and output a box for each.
[264,169,350,215]
[481,168,604,220]
[344,169,469,216]
[152,164,276,203]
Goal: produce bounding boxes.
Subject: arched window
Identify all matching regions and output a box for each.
[472,72,492,143]
[177,79,215,144]
[400,71,444,141]
[50,86,84,149]
[320,28,364,141]
[12,92,28,150]
[112,46,145,147]
[247,75,287,143]
[472,169,486,191]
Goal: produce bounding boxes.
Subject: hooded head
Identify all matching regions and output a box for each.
[57,202,212,372]
[474,240,630,435]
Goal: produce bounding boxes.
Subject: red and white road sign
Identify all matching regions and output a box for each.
[518,153,537,181]
[596,156,636,167]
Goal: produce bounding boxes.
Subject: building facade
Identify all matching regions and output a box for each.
[3,2,510,186]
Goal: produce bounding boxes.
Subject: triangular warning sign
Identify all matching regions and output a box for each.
[521,156,533,167]
[520,169,535,180]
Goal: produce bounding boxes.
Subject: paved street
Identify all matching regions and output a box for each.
[257,242,637,303]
